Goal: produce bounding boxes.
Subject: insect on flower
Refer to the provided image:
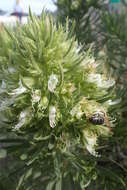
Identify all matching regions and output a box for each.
[89,111,104,125]
[89,111,111,130]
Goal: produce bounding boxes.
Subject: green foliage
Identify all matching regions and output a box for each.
[56,0,108,51]
[102,13,127,189]
[56,1,127,189]
[102,11,127,79]
[0,13,116,189]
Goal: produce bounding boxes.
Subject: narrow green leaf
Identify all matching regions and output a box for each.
[16,174,25,190]
[46,181,56,190]
[55,178,62,190]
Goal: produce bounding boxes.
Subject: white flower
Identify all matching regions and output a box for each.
[87,73,115,88]
[70,106,77,117]
[106,99,121,105]
[32,90,41,103]
[9,80,26,96]
[8,67,16,73]
[70,104,83,119]
[84,130,99,157]
[0,80,6,94]
[103,79,115,88]
[49,106,56,128]
[1,80,6,89]
[76,111,83,119]
[48,74,58,93]
[87,73,102,85]
[14,110,29,130]
[81,57,96,68]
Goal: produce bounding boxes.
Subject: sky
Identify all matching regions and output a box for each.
[0,0,57,14]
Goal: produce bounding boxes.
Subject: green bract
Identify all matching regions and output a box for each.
[0,13,114,190]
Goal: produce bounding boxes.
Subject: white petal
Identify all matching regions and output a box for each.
[87,73,102,84]
[106,99,121,105]
[84,130,99,157]
[9,80,26,96]
[87,73,115,89]
[1,80,6,89]
[49,106,56,128]
[14,110,29,130]
[70,104,83,119]
[32,90,41,103]
[103,79,115,88]
[48,74,58,93]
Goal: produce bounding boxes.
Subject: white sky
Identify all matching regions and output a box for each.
[0,0,57,13]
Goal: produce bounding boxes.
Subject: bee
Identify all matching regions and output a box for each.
[89,111,104,125]
[89,111,111,130]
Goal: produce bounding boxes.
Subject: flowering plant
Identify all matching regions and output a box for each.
[0,12,115,189]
